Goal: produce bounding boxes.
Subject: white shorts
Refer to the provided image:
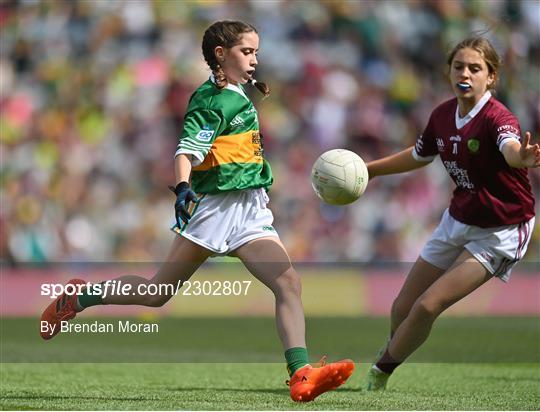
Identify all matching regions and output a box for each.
[420,209,535,282]
[171,188,279,255]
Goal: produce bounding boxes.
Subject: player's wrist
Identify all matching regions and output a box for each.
[169,181,191,196]
[173,181,190,194]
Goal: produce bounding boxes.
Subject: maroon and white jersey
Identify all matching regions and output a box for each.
[413,91,535,228]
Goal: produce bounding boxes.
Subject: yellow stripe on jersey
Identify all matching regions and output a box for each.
[192,130,262,172]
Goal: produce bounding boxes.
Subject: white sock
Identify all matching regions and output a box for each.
[372,364,383,373]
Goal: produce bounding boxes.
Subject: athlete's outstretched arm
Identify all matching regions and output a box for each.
[502,132,540,168]
[367,146,431,178]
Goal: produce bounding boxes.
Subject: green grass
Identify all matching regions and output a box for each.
[1,317,539,410]
[2,363,539,410]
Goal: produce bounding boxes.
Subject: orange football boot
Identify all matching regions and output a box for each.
[288,356,355,402]
[40,278,86,340]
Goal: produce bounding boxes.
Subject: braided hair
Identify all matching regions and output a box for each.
[202,20,270,97]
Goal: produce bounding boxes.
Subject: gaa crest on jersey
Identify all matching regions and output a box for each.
[467,138,480,153]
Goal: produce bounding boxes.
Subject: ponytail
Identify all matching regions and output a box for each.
[212,63,227,90]
[249,78,270,98]
[203,21,269,97]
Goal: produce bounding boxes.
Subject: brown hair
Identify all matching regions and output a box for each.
[202,20,270,97]
[447,37,501,90]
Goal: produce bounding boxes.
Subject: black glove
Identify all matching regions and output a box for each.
[168,182,198,226]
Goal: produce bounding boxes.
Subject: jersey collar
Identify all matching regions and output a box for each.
[455,90,491,129]
[209,75,249,100]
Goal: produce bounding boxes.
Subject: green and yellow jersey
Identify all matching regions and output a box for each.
[175,78,273,194]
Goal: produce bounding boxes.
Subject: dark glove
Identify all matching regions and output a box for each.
[168,182,199,226]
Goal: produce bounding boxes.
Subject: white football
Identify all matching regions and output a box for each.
[311,149,369,205]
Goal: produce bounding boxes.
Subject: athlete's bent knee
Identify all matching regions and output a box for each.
[410,297,443,321]
[274,268,302,297]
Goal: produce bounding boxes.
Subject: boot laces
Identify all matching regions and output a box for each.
[285,355,328,386]
[313,355,327,368]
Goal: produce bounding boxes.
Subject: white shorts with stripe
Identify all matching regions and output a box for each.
[420,209,535,282]
[171,188,279,255]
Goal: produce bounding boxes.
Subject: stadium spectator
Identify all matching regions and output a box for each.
[1,0,538,265]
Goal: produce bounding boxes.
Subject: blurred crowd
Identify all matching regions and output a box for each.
[1,0,539,265]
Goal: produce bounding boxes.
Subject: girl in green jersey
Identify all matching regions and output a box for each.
[41,20,354,402]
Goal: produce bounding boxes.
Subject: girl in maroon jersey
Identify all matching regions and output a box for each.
[364,37,540,391]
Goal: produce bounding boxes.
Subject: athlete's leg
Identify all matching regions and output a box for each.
[371,257,445,365]
[40,236,212,340]
[233,237,305,349]
[233,236,354,402]
[101,235,213,307]
[390,257,446,335]
[387,249,492,362]
[367,250,491,389]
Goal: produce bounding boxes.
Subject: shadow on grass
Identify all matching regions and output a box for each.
[0,387,360,404]
[1,394,158,402]
[167,386,359,394]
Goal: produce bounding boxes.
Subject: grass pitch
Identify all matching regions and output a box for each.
[1,317,539,410]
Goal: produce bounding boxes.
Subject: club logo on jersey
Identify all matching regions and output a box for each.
[436,138,444,152]
[467,138,480,153]
[195,127,215,142]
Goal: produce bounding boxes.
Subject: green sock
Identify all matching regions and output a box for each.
[285,347,309,376]
[77,283,104,309]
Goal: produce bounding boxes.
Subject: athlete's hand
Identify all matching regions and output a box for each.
[169,182,199,226]
[519,132,540,168]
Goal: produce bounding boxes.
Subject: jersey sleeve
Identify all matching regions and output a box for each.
[412,112,438,162]
[175,109,225,166]
[491,111,522,153]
